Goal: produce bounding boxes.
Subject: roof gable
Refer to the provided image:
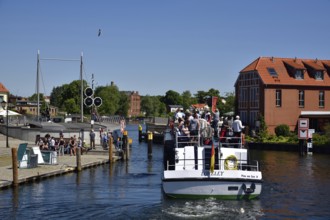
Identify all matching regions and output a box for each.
[239,57,330,87]
[0,83,9,93]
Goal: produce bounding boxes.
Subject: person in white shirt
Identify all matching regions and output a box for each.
[232,115,244,137]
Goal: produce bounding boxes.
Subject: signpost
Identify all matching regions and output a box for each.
[298,118,309,139]
[84,86,102,129]
[298,118,311,155]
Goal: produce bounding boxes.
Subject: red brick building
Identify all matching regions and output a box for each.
[124,91,141,117]
[235,57,330,134]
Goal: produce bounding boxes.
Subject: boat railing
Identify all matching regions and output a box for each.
[218,136,243,149]
[174,129,200,148]
[166,158,260,172]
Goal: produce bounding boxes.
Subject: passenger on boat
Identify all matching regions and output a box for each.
[175,108,185,122]
[189,113,200,141]
[212,108,220,138]
[232,115,245,143]
[185,109,193,121]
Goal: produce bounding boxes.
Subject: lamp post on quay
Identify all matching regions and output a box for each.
[1,100,9,148]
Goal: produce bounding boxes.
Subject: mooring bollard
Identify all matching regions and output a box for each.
[109,136,113,163]
[148,132,153,158]
[12,148,18,187]
[122,130,128,161]
[76,147,82,172]
[138,124,142,142]
[126,134,130,160]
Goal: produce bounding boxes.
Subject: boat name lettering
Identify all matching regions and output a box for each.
[241,174,257,179]
[202,171,224,176]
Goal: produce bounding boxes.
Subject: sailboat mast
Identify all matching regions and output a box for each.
[37,50,40,120]
[80,52,84,123]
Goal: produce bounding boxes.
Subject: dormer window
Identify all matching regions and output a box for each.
[295,70,304,79]
[315,71,323,80]
[267,68,278,77]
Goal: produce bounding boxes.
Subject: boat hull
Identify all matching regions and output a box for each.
[162,178,262,200]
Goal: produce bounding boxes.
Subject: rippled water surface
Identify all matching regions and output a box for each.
[0,125,330,219]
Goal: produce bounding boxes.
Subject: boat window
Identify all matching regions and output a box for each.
[228,186,239,191]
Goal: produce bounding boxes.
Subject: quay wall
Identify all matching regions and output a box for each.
[248,142,330,154]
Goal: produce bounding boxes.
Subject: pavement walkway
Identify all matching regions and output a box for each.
[0,133,119,189]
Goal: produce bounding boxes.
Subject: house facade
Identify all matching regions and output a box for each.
[124,91,141,117]
[0,82,9,107]
[235,57,330,134]
[15,100,58,117]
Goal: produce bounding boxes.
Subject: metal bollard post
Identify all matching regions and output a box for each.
[12,148,18,187]
[76,147,82,172]
[109,136,113,163]
[122,130,128,161]
[148,132,153,158]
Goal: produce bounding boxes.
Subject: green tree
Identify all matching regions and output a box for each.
[195,89,220,106]
[49,80,88,113]
[164,90,182,106]
[64,98,80,114]
[257,114,268,142]
[181,90,196,110]
[141,95,154,117]
[95,84,120,115]
[275,124,290,137]
[29,93,45,102]
[220,92,235,115]
[117,91,130,117]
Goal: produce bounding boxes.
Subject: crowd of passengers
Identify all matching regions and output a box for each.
[172,106,245,146]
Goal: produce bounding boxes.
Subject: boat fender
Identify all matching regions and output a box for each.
[224,155,238,170]
[242,183,255,194]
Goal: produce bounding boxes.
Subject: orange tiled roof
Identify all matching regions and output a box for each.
[240,57,330,87]
[0,83,9,93]
[192,103,207,109]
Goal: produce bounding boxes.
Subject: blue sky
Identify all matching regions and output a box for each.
[1,0,330,98]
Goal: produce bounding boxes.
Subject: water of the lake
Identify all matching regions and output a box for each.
[0,124,330,219]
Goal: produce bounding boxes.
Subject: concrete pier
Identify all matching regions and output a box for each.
[0,133,120,189]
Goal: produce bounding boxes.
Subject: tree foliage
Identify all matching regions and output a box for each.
[95,84,120,115]
[49,80,88,113]
[48,80,236,120]
[275,124,290,137]
[163,90,182,106]
[220,92,235,114]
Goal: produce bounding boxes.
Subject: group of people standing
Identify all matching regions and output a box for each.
[174,107,245,144]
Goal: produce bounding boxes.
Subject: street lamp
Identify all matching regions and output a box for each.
[1,100,9,148]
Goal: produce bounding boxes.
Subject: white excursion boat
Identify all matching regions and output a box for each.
[162,129,263,200]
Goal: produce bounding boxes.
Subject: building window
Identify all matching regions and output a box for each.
[276,90,281,107]
[267,68,278,77]
[319,91,325,108]
[240,111,247,125]
[250,87,259,108]
[239,88,248,108]
[298,90,305,107]
[315,71,324,80]
[249,111,259,129]
[295,70,304,79]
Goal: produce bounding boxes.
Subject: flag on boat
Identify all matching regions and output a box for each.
[210,142,215,173]
[211,96,218,112]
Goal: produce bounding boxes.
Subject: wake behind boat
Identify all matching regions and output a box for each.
[162,127,263,200]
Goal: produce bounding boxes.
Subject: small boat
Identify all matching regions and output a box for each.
[162,128,263,200]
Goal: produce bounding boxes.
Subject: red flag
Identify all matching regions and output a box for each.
[210,143,215,173]
[211,96,218,112]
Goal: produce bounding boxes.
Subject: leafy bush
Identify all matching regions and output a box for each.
[275,124,290,137]
[312,133,330,145]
